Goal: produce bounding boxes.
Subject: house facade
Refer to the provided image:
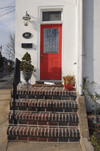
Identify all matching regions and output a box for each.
[15,0,100,111]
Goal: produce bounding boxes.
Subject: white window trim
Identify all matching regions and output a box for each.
[40,6,63,24]
[37,5,64,81]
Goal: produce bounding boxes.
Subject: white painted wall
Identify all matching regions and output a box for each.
[15,0,76,84]
[94,0,100,94]
[82,0,100,111]
[15,0,100,111]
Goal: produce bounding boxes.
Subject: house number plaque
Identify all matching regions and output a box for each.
[21,43,33,48]
[23,32,31,39]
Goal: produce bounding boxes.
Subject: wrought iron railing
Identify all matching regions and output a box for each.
[12,58,21,124]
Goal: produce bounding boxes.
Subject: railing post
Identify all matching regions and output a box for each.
[12,58,21,124]
[13,83,17,124]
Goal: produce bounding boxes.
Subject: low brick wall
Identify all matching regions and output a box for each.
[78,96,94,151]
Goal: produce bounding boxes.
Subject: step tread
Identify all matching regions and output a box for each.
[7,142,82,151]
[9,112,79,122]
[10,99,78,108]
[16,85,77,96]
[7,125,80,138]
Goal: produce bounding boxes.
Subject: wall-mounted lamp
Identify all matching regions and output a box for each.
[22,11,31,26]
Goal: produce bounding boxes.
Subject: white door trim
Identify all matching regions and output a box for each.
[37,5,64,81]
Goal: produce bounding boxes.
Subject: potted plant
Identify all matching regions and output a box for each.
[63,75,75,91]
[20,52,34,85]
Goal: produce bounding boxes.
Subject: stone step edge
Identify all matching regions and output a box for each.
[8,124,79,128]
[10,111,78,114]
[10,99,78,103]
[7,141,80,144]
[10,99,78,102]
[9,111,78,115]
[9,111,78,114]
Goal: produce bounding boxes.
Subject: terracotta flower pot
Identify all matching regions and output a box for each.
[64,83,73,91]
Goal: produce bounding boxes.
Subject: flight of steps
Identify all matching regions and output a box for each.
[7,85,80,142]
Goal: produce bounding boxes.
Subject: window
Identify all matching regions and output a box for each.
[44,28,59,53]
[42,11,61,21]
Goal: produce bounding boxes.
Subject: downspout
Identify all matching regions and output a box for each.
[79,0,84,95]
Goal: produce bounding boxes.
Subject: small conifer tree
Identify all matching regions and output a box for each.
[20,52,34,72]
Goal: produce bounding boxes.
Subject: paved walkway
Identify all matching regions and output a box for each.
[0,72,13,89]
[0,89,11,151]
[7,142,82,151]
[0,72,13,151]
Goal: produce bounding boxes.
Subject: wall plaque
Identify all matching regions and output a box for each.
[21,43,33,48]
[23,32,31,39]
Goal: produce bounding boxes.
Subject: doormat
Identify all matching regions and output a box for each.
[32,83,64,87]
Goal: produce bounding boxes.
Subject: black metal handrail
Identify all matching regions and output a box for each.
[12,58,21,124]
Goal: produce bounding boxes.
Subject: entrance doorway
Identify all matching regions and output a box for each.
[40,24,62,80]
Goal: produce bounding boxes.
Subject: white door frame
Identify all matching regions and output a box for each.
[37,5,64,82]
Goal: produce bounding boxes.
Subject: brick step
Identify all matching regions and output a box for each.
[9,112,79,126]
[10,99,78,112]
[14,85,77,100]
[7,125,80,142]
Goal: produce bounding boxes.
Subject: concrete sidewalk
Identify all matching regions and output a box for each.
[0,89,11,151]
[7,142,82,151]
[0,72,13,89]
[0,72,13,151]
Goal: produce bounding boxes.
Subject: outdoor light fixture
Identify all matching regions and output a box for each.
[22,11,31,26]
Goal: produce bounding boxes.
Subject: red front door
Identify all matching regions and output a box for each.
[40,24,62,80]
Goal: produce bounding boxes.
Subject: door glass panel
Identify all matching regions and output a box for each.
[42,11,61,21]
[44,28,59,53]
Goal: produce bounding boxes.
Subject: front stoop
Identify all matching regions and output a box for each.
[8,84,80,142]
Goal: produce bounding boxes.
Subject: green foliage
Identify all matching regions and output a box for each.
[82,81,100,151]
[90,132,100,151]
[91,132,97,144]
[63,75,75,84]
[6,65,12,73]
[20,52,34,72]
[22,52,31,62]
[81,81,100,102]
